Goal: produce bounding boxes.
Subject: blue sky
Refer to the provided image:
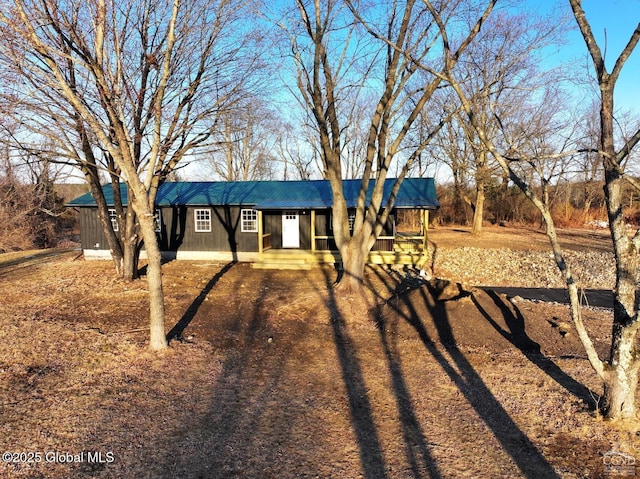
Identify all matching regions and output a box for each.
[187,0,640,182]
[535,0,640,114]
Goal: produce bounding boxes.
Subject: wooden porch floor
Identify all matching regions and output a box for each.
[252,246,428,270]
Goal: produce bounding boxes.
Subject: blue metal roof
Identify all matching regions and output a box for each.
[66,178,439,210]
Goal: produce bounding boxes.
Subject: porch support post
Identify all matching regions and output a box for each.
[310,210,316,253]
[422,210,429,252]
[258,210,263,255]
[418,209,430,269]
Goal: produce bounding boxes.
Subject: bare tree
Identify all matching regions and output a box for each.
[572,101,605,222]
[427,102,474,224]
[341,94,376,180]
[437,8,569,233]
[0,145,67,251]
[443,0,640,420]
[0,0,263,350]
[277,124,320,180]
[205,99,279,181]
[569,0,640,419]
[280,0,495,292]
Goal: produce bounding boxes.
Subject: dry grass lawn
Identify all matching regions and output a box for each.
[0,230,638,478]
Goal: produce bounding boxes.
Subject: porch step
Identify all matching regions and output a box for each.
[251,246,428,269]
[251,261,312,270]
[251,249,314,270]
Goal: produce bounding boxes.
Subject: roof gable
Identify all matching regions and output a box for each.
[66,178,439,210]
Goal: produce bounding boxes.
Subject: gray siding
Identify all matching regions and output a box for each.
[315,211,331,236]
[300,212,311,249]
[79,208,108,250]
[78,205,258,253]
[78,205,394,255]
[171,206,258,252]
[314,209,395,236]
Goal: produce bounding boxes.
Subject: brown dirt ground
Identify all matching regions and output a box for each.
[427,224,614,253]
[0,227,638,479]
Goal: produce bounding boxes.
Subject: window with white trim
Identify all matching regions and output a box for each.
[108,209,119,232]
[329,212,356,232]
[194,208,211,232]
[154,209,162,233]
[348,213,356,231]
[241,208,258,232]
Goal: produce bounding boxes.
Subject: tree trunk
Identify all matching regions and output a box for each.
[122,209,140,282]
[472,183,484,234]
[122,242,139,282]
[582,197,592,224]
[339,239,368,294]
[601,174,640,419]
[600,87,640,419]
[471,151,487,234]
[131,198,168,351]
[603,333,640,418]
[453,178,469,224]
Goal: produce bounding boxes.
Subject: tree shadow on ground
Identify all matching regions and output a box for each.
[320,268,393,479]
[370,304,443,478]
[166,260,236,342]
[368,267,561,479]
[474,289,598,409]
[164,270,296,478]
[320,267,443,479]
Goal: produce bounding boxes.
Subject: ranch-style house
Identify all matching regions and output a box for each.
[67,178,439,269]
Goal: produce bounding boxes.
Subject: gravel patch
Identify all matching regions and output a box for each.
[431,247,616,290]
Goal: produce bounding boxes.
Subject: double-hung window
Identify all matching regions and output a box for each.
[329,212,357,232]
[108,209,119,232]
[241,209,258,232]
[108,209,161,233]
[194,209,212,232]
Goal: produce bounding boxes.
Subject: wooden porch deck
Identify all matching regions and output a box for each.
[252,237,428,270]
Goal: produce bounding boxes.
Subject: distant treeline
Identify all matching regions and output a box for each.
[415,178,640,229]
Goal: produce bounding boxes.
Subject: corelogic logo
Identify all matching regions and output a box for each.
[603,450,637,477]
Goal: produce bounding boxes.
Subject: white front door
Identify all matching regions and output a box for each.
[282,211,300,248]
